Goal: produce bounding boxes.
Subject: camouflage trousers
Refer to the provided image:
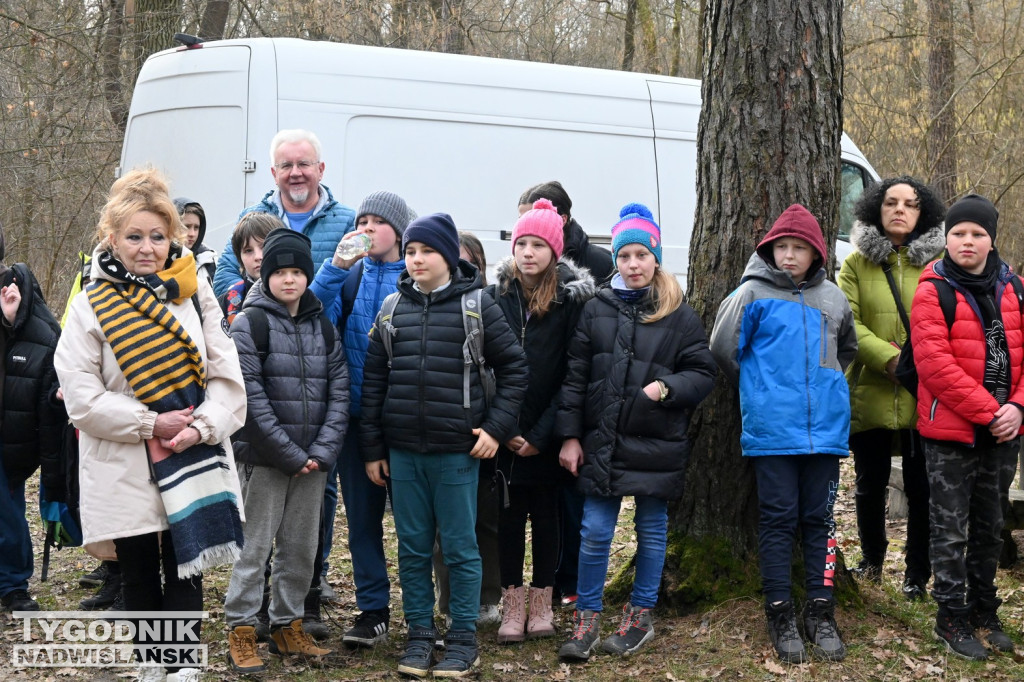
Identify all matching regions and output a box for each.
[923,437,1019,606]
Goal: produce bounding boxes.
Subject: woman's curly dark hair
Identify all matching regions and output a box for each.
[854,176,946,237]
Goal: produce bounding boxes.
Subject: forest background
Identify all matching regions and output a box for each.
[2,0,1022,302]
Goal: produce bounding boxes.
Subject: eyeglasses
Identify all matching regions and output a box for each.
[274,160,318,172]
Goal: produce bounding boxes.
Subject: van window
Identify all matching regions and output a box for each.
[839,162,869,242]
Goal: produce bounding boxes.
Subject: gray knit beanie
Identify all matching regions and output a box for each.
[357,191,415,238]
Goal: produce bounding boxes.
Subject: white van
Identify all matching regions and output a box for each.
[119,37,878,280]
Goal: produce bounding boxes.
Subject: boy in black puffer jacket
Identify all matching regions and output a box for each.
[361,213,528,678]
[223,229,348,672]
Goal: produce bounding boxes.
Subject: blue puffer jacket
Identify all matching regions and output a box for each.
[310,256,405,418]
[213,184,356,296]
[710,252,858,457]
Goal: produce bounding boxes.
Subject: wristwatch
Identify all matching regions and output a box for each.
[656,379,669,402]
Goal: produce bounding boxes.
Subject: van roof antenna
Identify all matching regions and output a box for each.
[174,33,204,48]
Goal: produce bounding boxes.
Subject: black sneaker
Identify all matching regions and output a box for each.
[79,561,110,588]
[970,606,1015,653]
[558,609,601,662]
[601,603,655,656]
[1,589,39,612]
[765,601,806,664]
[851,560,882,584]
[397,624,436,678]
[432,628,479,678]
[902,577,927,602]
[80,571,122,610]
[319,578,337,603]
[344,607,390,648]
[935,604,988,660]
[802,598,846,661]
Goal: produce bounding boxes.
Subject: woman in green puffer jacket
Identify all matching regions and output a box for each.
[837,177,945,600]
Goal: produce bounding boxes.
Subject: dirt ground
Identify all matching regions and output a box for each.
[3,458,1024,680]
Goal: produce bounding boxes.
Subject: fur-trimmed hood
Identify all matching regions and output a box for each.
[850,220,945,267]
[493,256,597,304]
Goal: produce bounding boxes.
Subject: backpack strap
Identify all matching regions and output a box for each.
[190,293,204,327]
[1008,275,1024,317]
[377,292,401,369]
[461,289,495,408]
[931,279,957,332]
[339,259,365,333]
[244,307,271,362]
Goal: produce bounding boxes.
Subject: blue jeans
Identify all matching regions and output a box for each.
[576,495,668,612]
[322,421,390,610]
[0,450,33,598]
[390,450,480,631]
[753,455,841,603]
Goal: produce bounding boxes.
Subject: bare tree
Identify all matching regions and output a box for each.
[669,0,844,606]
[926,0,958,201]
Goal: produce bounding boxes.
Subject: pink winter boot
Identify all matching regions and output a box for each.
[497,585,526,644]
[527,586,556,639]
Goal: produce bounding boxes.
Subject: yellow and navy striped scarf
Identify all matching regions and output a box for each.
[86,256,205,410]
[87,251,243,577]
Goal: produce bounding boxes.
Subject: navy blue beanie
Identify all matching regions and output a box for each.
[402,213,460,272]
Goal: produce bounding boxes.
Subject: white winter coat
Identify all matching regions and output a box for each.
[54,251,246,560]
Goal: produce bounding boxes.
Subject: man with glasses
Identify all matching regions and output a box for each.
[213,129,355,296]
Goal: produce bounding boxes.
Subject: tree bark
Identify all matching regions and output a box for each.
[99,0,130,131]
[622,0,636,70]
[667,0,844,608]
[926,0,958,202]
[198,0,231,41]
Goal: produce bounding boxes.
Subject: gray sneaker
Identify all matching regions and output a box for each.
[802,598,846,661]
[765,601,807,664]
[558,609,601,662]
[601,603,655,656]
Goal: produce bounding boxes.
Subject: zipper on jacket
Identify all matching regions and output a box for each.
[418,297,429,452]
[296,317,310,447]
[930,397,938,421]
[799,290,814,453]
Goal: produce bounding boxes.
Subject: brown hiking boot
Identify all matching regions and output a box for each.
[269,618,332,658]
[227,625,266,672]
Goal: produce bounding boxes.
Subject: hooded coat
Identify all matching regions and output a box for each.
[556,285,716,500]
[837,221,945,432]
[0,256,64,484]
[360,261,529,461]
[174,197,217,284]
[711,252,858,458]
[911,259,1024,444]
[488,258,596,485]
[230,285,348,474]
[55,246,247,560]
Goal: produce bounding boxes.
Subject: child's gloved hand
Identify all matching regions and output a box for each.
[470,428,498,459]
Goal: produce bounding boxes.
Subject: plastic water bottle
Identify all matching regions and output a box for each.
[335,233,372,260]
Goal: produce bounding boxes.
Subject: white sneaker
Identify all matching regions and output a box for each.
[167,668,202,682]
[477,603,501,627]
[136,663,166,681]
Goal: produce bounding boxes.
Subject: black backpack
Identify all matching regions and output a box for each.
[891,272,1024,396]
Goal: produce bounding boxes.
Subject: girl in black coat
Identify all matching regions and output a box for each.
[490,200,596,644]
[556,203,716,662]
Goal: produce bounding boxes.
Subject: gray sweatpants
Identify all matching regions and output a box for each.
[224,464,327,627]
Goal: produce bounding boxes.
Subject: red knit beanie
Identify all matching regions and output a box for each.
[512,198,564,260]
[756,204,828,267]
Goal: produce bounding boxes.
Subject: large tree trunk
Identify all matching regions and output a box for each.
[926,0,958,201]
[665,0,844,609]
[198,0,231,41]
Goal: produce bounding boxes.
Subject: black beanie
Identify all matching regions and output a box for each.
[945,194,998,242]
[402,213,460,272]
[260,228,315,285]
